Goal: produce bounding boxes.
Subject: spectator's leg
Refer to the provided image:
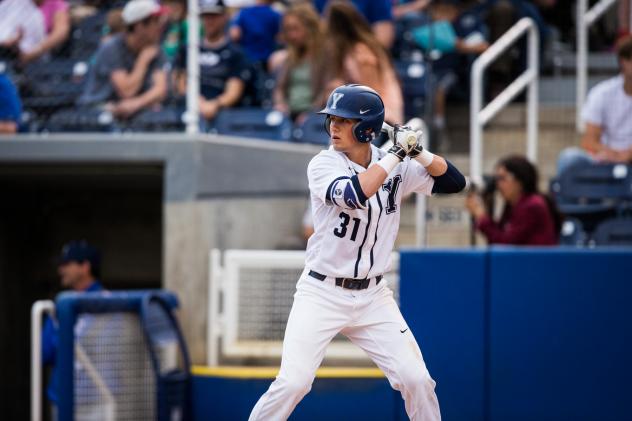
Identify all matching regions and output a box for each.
[557,147,594,176]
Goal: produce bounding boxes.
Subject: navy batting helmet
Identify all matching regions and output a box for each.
[318,84,385,143]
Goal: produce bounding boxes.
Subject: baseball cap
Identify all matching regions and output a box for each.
[199,0,226,15]
[58,240,101,270]
[122,0,168,25]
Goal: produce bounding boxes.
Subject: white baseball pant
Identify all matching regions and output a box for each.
[249,270,441,421]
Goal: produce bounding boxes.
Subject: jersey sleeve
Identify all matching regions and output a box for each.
[400,158,435,196]
[308,152,368,210]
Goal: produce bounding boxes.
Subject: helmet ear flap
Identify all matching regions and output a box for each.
[324,115,331,136]
[353,120,374,143]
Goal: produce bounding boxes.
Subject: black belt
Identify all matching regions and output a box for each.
[308,270,382,290]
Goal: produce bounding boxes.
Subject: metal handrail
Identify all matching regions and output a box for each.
[576,0,619,132]
[470,17,539,185]
[31,300,55,421]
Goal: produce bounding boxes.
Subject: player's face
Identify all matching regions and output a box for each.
[329,115,358,152]
[58,261,88,289]
[495,166,523,204]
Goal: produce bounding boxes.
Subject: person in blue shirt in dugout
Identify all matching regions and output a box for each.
[42,241,104,408]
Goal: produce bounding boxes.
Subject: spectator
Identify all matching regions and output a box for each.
[101,8,126,45]
[0,0,46,60]
[414,1,488,139]
[173,0,250,126]
[393,0,430,20]
[0,74,22,134]
[322,0,404,125]
[272,2,327,123]
[314,0,395,49]
[229,0,282,68]
[19,0,72,65]
[557,36,632,176]
[41,241,104,411]
[77,0,169,120]
[162,0,188,62]
[466,155,562,245]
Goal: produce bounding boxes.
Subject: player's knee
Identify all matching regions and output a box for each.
[398,364,436,394]
[281,371,314,398]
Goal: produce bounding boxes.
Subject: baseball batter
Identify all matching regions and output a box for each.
[249,84,466,421]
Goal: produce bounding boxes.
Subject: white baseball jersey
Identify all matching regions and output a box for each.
[305,144,434,279]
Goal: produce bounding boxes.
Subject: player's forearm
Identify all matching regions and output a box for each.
[357,164,391,198]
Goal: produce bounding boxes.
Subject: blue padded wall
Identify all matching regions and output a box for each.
[399,249,487,421]
[488,248,632,421]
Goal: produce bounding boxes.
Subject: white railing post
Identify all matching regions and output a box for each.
[576,0,619,133]
[470,17,539,185]
[186,0,200,134]
[31,300,55,421]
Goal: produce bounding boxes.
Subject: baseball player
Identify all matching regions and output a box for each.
[249,84,465,421]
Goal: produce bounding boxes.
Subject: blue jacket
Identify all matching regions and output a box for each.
[42,281,104,403]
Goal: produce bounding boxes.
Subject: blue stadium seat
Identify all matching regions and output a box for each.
[22,59,88,110]
[292,113,329,145]
[69,12,107,60]
[46,108,114,132]
[210,108,292,141]
[127,107,185,132]
[559,217,586,247]
[551,163,632,215]
[592,217,632,246]
[395,60,427,121]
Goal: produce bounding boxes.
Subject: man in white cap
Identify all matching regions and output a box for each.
[78,0,169,119]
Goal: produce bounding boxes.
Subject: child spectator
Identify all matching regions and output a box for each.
[272,2,327,123]
[162,0,188,62]
[77,0,169,119]
[466,155,562,245]
[173,0,251,126]
[0,74,22,134]
[323,0,403,125]
[229,0,282,68]
[414,1,488,141]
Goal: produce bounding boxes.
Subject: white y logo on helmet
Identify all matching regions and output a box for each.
[331,93,344,109]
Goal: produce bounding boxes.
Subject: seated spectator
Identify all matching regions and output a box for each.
[314,0,395,49]
[415,1,488,139]
[557,36,632,176]
[466,155,562,245]
[77,0,169,120]
[272,2,327,123]
[229,0,281,68]
[0,0,46,61]
[322,0,403,125]
[42,240,104,412]
[19,0,71,65]
[101,8,126,45]
[173,0,250,126]
[162,0,188,62]
[0,74,22,134]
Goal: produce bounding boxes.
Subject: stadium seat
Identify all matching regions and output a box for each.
[46,108,114,132]
[559,217,586,247]
[395,60,427,121]
[127,107,185,132]
[592,217,632,246]
[292,113,329,145]
[551,163,632,214]
[210,108,292,141]
[21,59,88,110]
[69,12,107,60]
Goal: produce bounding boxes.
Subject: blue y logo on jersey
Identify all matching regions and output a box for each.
[382,175,403,214]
